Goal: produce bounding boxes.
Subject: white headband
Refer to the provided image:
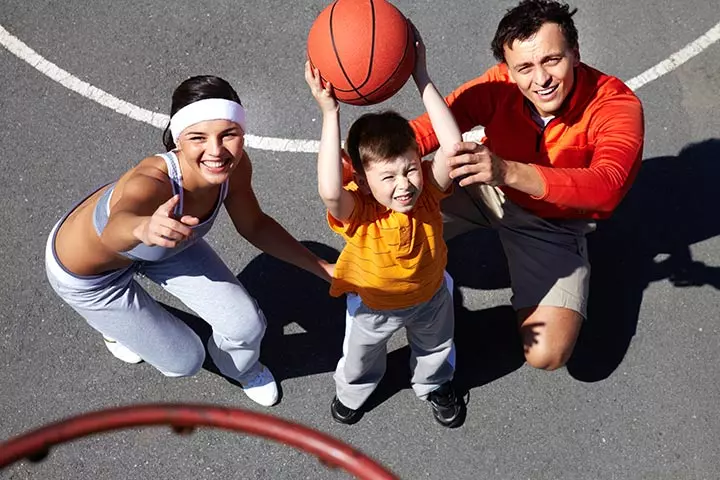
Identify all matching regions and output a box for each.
[169,98,246,142]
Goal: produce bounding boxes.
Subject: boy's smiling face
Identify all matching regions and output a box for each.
[358,148,424,213]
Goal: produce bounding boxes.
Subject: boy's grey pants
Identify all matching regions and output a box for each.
[45,222,266,383]
[335,273,456,410]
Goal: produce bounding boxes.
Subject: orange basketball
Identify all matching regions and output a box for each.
[307,0,416,106]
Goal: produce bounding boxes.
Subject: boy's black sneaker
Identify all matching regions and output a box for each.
[427,382,465,428]
[330,396,363,425]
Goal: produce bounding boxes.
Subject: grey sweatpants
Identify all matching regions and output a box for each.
[334,273,455,410]
[45,222,266,383]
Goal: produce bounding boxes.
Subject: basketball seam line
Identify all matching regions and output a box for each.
[333,19,414,102]
[323,0,411,104]
[329,0,374,105]
[338,0,378,92]
[359,0,377,90]
[357,20,414,101]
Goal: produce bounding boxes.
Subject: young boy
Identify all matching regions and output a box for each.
[304,32,465,428]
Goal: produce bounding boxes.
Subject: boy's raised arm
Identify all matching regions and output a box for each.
[305,61,356,222]
[410,24,462,192]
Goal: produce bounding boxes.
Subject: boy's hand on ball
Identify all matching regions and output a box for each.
[304,61,339,114]
[408,20,428,80]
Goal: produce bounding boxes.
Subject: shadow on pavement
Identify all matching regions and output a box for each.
[567,138,720,381]
[236,241,346,380]
[363,230,524,412]
[164,139,720,406]
[368,137,720,405]
[162,241,345,385]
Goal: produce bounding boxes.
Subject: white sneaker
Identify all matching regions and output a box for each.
[103,337,143,364]
[241,364,279,407]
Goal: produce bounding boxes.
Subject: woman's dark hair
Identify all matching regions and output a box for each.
[491,0,578,62]
[345,111,418,176]
[162,75,242,151]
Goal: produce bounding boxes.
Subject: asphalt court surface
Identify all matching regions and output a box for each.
[1,1,719,479]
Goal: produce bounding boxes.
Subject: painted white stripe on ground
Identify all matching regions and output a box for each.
[625,21,720,91]
[0,25,321,153]
[0,25,169,128]
[1,21,719,153]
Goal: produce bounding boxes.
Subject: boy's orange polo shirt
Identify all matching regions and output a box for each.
[328,163,449,310]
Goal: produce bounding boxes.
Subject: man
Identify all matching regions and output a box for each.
[410,0,644,370]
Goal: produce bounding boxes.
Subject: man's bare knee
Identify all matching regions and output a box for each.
[524,345,569,371]
[518,306,581,371]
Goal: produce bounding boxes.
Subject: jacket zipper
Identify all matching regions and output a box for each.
[535,117,558,152]
[535,128,545,152]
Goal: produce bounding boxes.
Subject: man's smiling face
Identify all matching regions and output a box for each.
[504,22,580,117]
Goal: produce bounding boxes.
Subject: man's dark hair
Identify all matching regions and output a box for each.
[491,0,578,62]
[345,111,418,175]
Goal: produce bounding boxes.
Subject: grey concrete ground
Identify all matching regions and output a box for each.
[1,1,719,479]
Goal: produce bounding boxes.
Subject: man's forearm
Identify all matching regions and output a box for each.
[527,163,636,212]
[502,160,546,198]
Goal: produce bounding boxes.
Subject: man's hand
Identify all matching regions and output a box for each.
[446,141,508,187]
[445,141,546,197]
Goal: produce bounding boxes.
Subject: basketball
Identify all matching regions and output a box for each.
[306,0,416,106]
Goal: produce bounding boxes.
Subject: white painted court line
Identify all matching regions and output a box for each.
[625,21,720,91]
[0,24,321,153]
[1,21,719,152]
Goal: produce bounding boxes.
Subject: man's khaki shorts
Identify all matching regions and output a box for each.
[442,184,596,318]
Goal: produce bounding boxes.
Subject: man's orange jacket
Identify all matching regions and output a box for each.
[410,62,644,219]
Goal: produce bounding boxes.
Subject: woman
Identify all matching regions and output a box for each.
[45,75,332,407]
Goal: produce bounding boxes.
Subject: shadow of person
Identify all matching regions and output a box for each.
[367,139,720,393]
[159,241,345,387]
[362,300,525,413]
[363,229,525,412]
[159,139,720,406]
[440,229,526,398]
[567,138,720,381]
[236,241,345,381]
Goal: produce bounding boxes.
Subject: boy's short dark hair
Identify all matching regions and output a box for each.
[491,0,578,62]
[345,111,418,175]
